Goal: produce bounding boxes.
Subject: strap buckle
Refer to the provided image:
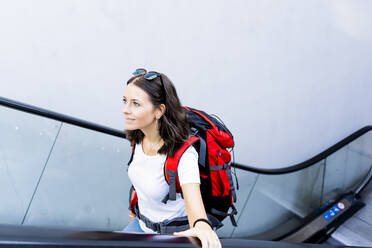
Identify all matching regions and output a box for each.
[152,222,161,233]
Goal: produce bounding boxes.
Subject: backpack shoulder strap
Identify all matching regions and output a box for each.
[162,136,200,203]
[128,185,138,215]
[127,140,136,166]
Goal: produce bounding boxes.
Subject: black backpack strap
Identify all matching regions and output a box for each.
[129,185,135,204]
[127,141,136,166]
[198,135,207,167]
[136,211,190,234]
[225,164,237,203]
[210,204,238,227]
[209,163,237,203]
[162,170,178,203]
[206,214,224,230]
[136,210,223,234]
[191,127,207,167]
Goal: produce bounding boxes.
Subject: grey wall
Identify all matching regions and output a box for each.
[1,0,372,168]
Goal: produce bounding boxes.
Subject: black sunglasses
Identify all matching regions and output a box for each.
[132,68,166,101]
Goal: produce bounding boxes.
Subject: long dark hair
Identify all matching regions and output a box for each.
[125,72,190,157]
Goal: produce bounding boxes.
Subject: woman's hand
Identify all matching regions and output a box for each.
[173,221,221,248]
[177,183,222,248]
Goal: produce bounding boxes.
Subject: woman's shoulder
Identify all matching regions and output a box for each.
[179,142,198,162]
[178,140,200,184]
[184,144,198,156]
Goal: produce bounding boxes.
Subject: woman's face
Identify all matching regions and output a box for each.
[122,83,159,131]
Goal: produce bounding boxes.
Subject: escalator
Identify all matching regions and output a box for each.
[224,128,372,243]
[0,96,371,247]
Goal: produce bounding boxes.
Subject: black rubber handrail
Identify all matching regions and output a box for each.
[1,96,371,175]
[0,224,360,248]
[232,125,372,174]
[0,96,126,139]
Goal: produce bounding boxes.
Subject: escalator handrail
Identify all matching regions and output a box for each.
[0,224,351,248]
[232,125,372,174]
[1,95,371,175]
[0,96,126,139]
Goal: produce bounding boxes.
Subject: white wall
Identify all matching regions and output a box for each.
[1,0,372,168]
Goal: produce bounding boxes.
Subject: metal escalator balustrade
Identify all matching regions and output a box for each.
[0,95,371,244]
[221,132,372,241]
[0,101,131,230]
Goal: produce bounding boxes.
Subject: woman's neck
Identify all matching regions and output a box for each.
[141,121,162,144]
[141,121,164,155]
[143,134,163,145]
[142,135,164,156]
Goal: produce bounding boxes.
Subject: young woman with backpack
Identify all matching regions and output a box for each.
[121,69,222,248]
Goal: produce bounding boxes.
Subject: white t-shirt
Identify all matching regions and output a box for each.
[128,142,200,233]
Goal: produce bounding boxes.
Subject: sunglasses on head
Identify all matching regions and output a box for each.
[132,68,166,101]
[132,68,159,79]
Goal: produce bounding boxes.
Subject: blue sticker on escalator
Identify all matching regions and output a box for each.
[329,209,336,217]
[332,206,341,213]
[323,213,331,221]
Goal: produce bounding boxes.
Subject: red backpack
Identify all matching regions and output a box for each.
[128,107,238,233]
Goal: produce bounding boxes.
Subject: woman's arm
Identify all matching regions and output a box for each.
[173,183,221,248]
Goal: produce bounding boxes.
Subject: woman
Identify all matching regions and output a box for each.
[122,68,221,248]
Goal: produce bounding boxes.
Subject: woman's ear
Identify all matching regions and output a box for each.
[156,104,166,119]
